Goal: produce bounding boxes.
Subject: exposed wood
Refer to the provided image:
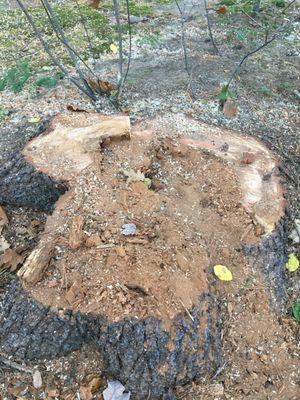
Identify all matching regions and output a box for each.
[17,241,55,285]
[69,216,85,250]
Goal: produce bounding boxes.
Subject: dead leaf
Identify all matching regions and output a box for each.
[216,5,227,14]
[223,99,237,119]
[1,249,23,271]
[102,381,131,400]
[32,370,43,389]
[79,377,102,400]
[87,79,115,95]
[90,0,101,9]
[122,168,145,184]
[67,105,87,113]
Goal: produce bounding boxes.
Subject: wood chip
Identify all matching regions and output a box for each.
[17,242,55,284]
[69,216,84,250]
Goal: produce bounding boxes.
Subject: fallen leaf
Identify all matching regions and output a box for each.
[90,0,101,9]
[102,381,130,400]
[214,264,233,281]
[32,370,43,389]
[286,253,299,272]
[223,99,237,119]
[1,249,23,271]
[87,78,116,95]
[67,105,87,113]
[110,43,118,54]
[216,5,227,14]
[28,117,41,123]
[79,377,102,400]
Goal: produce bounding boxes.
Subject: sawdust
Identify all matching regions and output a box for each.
[24,131,258,326]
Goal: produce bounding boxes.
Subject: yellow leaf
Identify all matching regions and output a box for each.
[286,253,299,272]
[110,43,118,54]
[214,264,233,281]
[28,117,41,123]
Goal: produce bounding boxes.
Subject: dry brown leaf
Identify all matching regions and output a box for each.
[90,0,101,9]
[216,5,227,14]
[79,377,102,400]
[1,249,23,271]
[87,79,115,95]
[67,105,87,113]
[223,99,237,119]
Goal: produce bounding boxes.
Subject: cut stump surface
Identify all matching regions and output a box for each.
[0,113,287,399]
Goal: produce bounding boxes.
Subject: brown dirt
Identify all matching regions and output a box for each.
[22,124,259,328]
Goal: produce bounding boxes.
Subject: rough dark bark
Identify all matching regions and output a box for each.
[0,120,67,213]
[0,221,288,399]
[0,282,222,399]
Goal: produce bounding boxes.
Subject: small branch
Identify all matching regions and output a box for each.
[226,34,276,89]
[116,0,132,101]
[74,0,97,65]
[204,0,219,55]
[175,0,191,75]
[40,0,96,98]
[16,0,96,102]
[112,0,123,92]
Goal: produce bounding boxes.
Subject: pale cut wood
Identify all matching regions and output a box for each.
[17,242,55,285]
[69,216,84,250]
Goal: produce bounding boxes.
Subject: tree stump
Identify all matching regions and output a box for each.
[0,113,287,399]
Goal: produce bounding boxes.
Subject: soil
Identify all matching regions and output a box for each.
[0,1,299,399]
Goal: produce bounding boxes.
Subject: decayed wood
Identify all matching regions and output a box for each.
[17,241,55,285]
[69,216,84,250]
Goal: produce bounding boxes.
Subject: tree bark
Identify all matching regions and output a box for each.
[0,121,67,213]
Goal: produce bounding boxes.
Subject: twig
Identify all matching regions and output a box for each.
[204,0,219,55]
[0,355,32,374]
[175,0,191,75]
[211,360,228,380]
[116,0,132,101]
[74,0,97,65]
[178,298,195,322]
[112,0,123,92]
[16,0,96,102]
[226,34,276,89]
[40,0,96,98]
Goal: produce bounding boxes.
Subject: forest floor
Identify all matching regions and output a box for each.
[0,1,299,399]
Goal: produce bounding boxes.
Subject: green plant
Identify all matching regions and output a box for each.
[35,76,58,89]
[218,85,235,102]
[0,61,30,93]
[292,299,300,323]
